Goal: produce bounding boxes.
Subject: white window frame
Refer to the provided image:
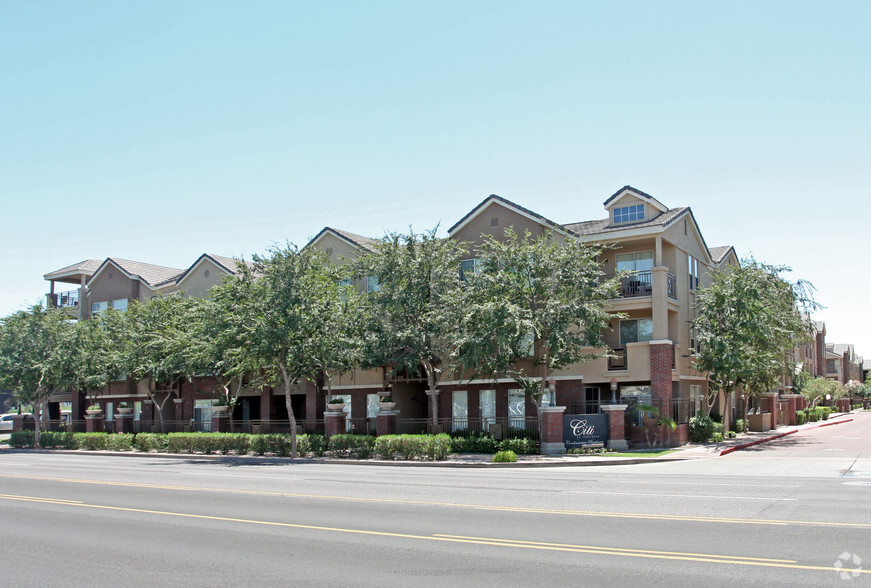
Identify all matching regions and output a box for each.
[614,204,645,223]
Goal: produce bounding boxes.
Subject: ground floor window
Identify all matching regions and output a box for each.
[194,399,213,432]
[452,390,468,432]
[585,387,601,413]
[620,385,652,426]
[336,394,352,432]
[689,384,703,418]
[508,389,525,428]
[479,389,495,428]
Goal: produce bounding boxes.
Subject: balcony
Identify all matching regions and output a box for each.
[50,289,79,309]
[618,271,677,300]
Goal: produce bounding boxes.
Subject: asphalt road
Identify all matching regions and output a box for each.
[1,413,869,587]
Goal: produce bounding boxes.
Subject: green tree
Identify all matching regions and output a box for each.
[801,377,843,410]
[355,229,469,427]
[112,295,203,432]
[457,228,619,428]
[693,259,818,432]
[63,313,120,410]
[232,243,361,457]
[0,305,72,446]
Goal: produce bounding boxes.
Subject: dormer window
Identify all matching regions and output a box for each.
[614,204,645,224]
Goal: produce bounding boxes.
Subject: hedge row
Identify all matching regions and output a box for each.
[7,432,455,460]
[796,406,833,425]
[449,434,538,454]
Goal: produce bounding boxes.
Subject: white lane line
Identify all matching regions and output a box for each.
[566,490,797,501]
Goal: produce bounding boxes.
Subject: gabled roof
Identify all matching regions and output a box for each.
[88,258,185,289]
[564,207,689,236]
[447,194,577,237]
[814,321,826,335]
[174,253,252,285]
[708,245,736,264]
[603,185,669,213]
[307,227,379,252]
[44,259,102,282]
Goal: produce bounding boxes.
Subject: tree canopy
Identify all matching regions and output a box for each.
[457,228,619,414]
[693,258,818,430]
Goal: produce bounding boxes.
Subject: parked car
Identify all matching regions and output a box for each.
[0,413,34,432]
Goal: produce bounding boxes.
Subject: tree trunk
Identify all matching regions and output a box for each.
[423,361,438,427]
[280,365,298,459]
[722,390,731,434]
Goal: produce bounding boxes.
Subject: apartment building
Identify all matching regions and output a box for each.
[45,185,850,446]
[308,186,738,445]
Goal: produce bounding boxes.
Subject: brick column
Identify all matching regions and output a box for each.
[601,404,629,451]
[376,411,397,437]
[781,394,801,426]
[211,411,230,432]
[760,393,777,427]
[115,413,134,434]
[325,410,346,440]
[649,341,674,409]
[539,406,566,455]
[10,414,29,433]
[85,414,104,433]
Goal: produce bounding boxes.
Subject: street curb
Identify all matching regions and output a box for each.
[718,417,854,456]
[0,447,692,468]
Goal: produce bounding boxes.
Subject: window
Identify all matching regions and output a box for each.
[365,276,380,293]
[620,318,653,345]
[519,330,535,357]
[585,387,601,413]
[459,258,480,281]
[480,389,496,427]
[91,301,108,316]
[688,255,699,290]
[614,204,645,224]
[111,298,128,312]
[690,384,702,418]
[338,278,352,287]
[620,385,651,426]
[616,251,654,274]
[508,389,525,427]
[452,390,468,432]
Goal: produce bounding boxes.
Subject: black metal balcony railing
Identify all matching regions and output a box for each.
[608,347,627,370]
[666,273,677,299]
[620,272,652,297]
[618,272,678,300]
[51,289,79,308]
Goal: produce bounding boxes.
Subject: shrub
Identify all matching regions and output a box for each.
[725,431,737,439]
[39,431,76,449]
[795,410,808,425]
[807,410,820,422]
[374,434,451,461]
[492,450,517,463]
[498,438,538,454]
[134,433,167,452]
[711,432,724,443]
[74,433,108,451]
[450,433,498,454]
[299,434,326,457]
[731,419,745,433]
[688,416,716,443]
[8,431,35,448]
[106,433,134,451]
[329,434,376,458]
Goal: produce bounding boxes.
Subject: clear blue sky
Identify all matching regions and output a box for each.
[2,1,869,362]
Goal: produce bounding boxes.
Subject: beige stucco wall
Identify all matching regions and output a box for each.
[176,258,231,299]
[451,201,556,251]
